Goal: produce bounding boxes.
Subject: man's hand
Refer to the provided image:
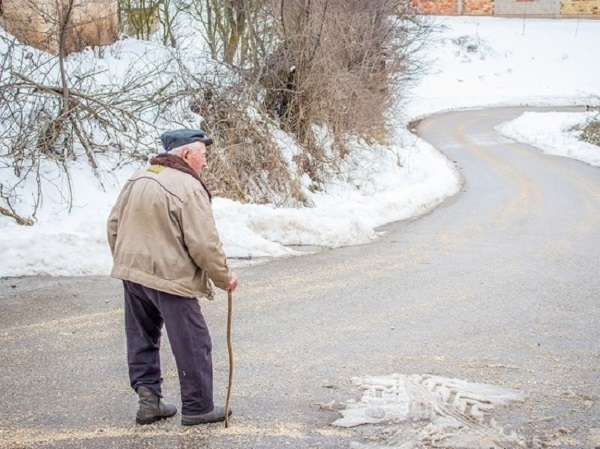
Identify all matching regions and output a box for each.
[226,272,238,292]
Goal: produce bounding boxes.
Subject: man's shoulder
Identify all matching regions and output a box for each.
[131,166,207,198]
[145,165,167,176]
[131,164,175,179]
[131,165,185,182]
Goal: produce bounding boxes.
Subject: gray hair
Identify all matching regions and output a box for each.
[168,141,206,156]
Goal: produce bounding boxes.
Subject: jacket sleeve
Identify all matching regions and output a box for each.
[181,188,232,290]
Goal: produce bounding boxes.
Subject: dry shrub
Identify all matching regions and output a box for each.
[260,0,428,165]
[571,101,600,147]
[580,117,600,146]
[190,0,431,201]
[192,86,308,206]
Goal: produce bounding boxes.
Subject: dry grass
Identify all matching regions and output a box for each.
[580,115,600,147]
[193,87,308,207]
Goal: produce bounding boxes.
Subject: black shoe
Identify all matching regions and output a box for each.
[136,386,177,425]
[181,406,232,426]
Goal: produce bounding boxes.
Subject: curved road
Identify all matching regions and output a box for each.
[1,107,598,448]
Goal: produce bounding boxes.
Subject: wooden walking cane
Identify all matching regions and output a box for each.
[224,290,234,428]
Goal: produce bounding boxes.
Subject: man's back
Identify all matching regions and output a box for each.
[108,165,229,299]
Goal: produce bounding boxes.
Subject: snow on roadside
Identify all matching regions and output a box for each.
[497,111,600,167]
[1,16,600,277]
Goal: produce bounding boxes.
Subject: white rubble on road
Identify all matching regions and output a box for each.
[332,373,526,449]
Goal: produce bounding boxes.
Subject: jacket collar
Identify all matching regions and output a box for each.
[149,153,212,202]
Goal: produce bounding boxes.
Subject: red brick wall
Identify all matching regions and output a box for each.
[561,0,600,15]
[407,0,599,16]
[463,0,495,14]
[411,0,459,15]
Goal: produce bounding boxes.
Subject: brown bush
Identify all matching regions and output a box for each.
[192,86,308,207]
[259,0,429,174]
[186,0,431,193]
[580,116,600,147]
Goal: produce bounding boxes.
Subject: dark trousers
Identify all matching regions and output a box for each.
[123,280,214,415]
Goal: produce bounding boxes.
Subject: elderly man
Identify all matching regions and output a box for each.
[107,129,237,426]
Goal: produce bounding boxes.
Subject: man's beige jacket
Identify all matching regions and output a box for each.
[107,164,231,299]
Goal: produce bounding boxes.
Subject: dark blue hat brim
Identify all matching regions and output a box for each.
[160,129,213,151]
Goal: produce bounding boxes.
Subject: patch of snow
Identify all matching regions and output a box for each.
[333,373,525,449]
[496,112,600,167]
[1,17,599,277]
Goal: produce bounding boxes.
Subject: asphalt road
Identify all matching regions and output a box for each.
[1,107,598,449]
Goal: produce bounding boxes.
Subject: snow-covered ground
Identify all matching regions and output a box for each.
[0,16,599,277]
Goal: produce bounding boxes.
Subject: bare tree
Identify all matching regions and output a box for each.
[183,0,273,67]
[118,0,162,40]
[0,1,173,224]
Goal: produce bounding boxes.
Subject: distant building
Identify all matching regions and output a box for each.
[411,0,600,17]
[0,0,118,55]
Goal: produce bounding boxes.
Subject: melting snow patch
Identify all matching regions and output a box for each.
[332,373,526,449]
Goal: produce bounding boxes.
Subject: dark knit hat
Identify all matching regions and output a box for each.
[160,129,213,152]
